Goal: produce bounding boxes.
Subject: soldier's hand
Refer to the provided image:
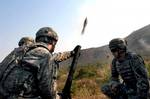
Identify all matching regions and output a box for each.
[71,45,81,56]
[110,81,120,94]
[111,84,118,93]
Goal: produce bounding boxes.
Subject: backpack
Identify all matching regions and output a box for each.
[0,44,49,98]
[129,53,149,98]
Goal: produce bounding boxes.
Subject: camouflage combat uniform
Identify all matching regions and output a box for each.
[19,27,73,99]
[19,44,73,99]
[101,38,149,99]
[19,42,53,99]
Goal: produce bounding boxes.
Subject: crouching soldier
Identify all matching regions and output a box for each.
[101,38,149,99]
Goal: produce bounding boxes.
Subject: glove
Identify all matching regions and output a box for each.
[109,81,121,94]
[71,45,81,56]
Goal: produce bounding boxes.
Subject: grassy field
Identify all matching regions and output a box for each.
[57,63,110,99]
[57,60,150,99]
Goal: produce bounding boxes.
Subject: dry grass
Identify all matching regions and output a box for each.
[57,64,110,99]
[72,94,108,99]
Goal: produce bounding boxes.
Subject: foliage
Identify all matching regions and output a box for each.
[57,63,110,99]
[145,61,150,76]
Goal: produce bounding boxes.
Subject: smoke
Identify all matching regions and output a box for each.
[138,39,150,51]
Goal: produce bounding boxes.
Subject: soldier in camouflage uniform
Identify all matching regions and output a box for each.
[17,27,76,99]
[0,37,35,99]
[0,37,34,63]
[101,38,149,99]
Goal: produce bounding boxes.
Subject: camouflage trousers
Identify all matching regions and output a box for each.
[101,83,144,99]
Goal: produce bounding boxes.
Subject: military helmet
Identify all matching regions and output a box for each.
[36,27,58,41]
[109,38,127,51]
[18,37,34,46]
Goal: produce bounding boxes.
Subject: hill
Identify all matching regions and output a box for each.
[61,24,150,66]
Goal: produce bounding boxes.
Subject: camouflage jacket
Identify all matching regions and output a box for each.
[21,43,53,99]
[111,52,149,95]
[22,43,72,99]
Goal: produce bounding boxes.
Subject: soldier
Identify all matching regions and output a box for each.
[21,27,76,99]
[18,37,34,46]
[3,36,34,59]
[0,36,34,63]
[24,27,77,99]
[101,38,149,99]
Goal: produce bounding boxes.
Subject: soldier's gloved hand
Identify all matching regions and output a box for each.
[109,81,120,94]
[71,45,81,57]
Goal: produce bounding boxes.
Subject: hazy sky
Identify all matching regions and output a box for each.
[1,0,150,61]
